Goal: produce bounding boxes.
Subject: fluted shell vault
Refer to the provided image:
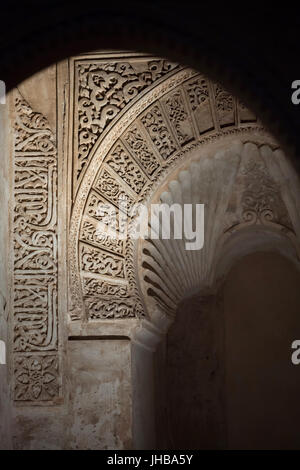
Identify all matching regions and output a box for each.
[140,142,299,316]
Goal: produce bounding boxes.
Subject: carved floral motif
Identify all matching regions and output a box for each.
[87,299,136,320]
[214,85,235,126]
[164,89,194,145]
[75,59,179,181]
[105,143,147,194]
[14,355,59,401]
[184,76,209,110]
[123,126,160,177]
[141,104,177,159]
[93,168,135,208]
[240,159,293,227]
[81,219,124,255]
[80,243,125,278]
[82,277,128,297]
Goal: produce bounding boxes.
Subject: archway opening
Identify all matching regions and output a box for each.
[2,46,300,450]
[153,251,300,449]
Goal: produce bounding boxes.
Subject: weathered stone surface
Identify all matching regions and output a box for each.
[67,339,132,450]
[0,96,13,450]
[0,51,300,450]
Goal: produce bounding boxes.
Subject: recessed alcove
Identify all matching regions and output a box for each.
[152,251,300,449]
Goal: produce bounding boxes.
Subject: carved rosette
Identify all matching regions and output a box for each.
[13,92,60,402]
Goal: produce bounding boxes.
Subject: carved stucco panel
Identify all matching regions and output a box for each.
[73,57,180,192]
[13,92,60,403]
[67,55,266,323]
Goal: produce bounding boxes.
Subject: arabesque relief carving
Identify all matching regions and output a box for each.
[224,144,294,232]
[75,58,179,187]
[239,159,292,227]
[69,55,264,322]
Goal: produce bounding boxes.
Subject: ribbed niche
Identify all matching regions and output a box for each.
[140,140,300,317]
[141,142,243,315]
